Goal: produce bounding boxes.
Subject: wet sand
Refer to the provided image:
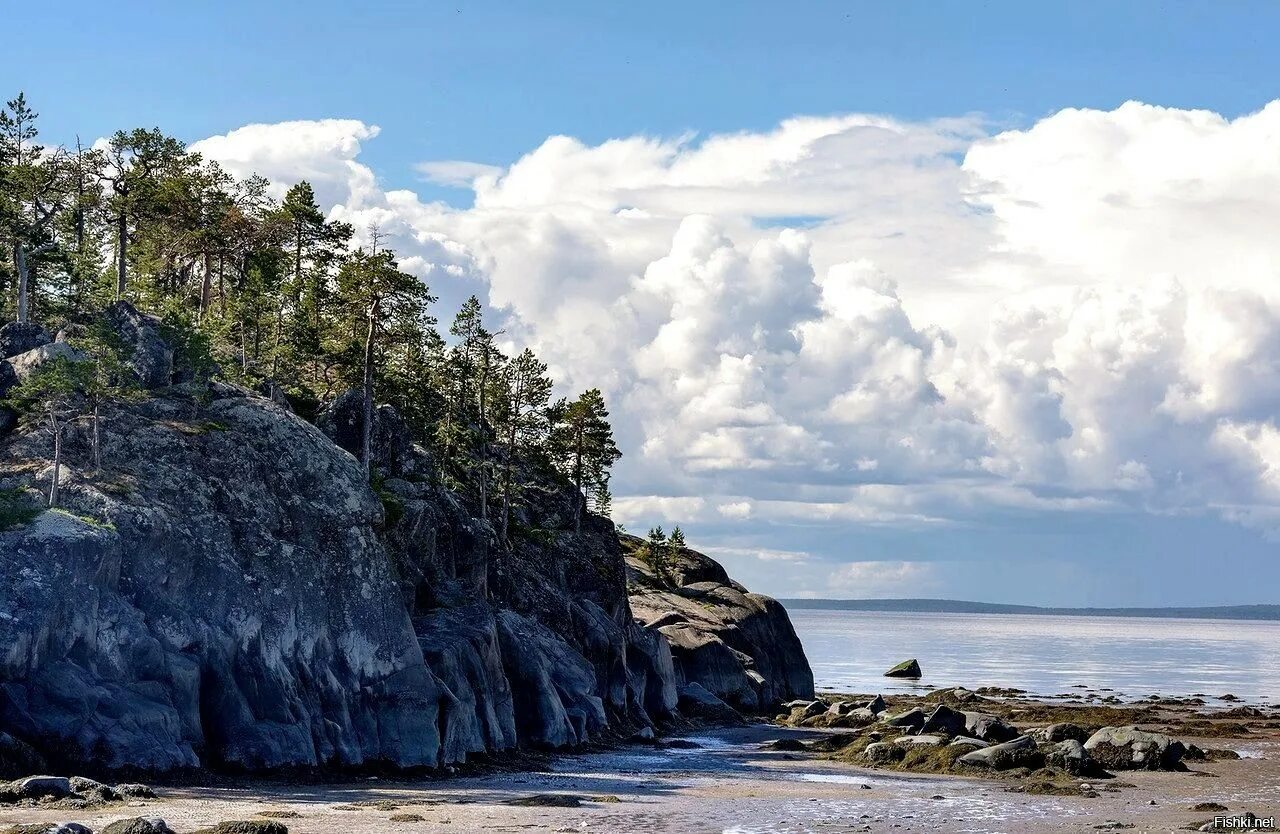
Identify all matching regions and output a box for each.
[4,724,1277,833]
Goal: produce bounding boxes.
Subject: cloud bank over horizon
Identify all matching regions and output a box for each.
[192,100,1280,605]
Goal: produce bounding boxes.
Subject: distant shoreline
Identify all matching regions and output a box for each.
[780,598,1280,621]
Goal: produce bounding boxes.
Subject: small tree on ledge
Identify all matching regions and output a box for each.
[12,355,86,508]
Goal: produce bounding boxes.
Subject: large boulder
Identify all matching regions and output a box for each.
[0,774,73,802]
[882,707,926,732]
[102,819,177,834]
[1083,726,1186,771]
[920,704,967,737]
[884,659,922,678]
[956,735,1042,771]
[316,390,415,476]
[963,711,1019,743]
[1046,738,1093,776]
[5,342,84,382]
[677,682,743,724]
[0,322,51,359]
[1030,722,1091,744]
[105,301,174,388]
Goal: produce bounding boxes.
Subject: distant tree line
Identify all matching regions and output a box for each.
[0,93,621,527]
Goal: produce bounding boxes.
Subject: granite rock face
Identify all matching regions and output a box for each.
[0,322,51,359]
[0,314,807,774]
[625,535,814,712]
[0,384,442,771]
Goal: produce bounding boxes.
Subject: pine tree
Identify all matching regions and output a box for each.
[11,356,86,508]
[333,244,433,473]
[495,348,553,541]
[548,388,622,533]
[646,525,669,583]
[0,93,70,323]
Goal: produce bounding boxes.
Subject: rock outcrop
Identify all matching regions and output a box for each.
[1083,725,1187,771]
[624,535,814,712]
[0,311,805,774]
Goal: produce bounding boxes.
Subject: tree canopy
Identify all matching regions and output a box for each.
[0,93,622,535]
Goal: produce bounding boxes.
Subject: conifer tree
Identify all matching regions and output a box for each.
[549,388,622,532]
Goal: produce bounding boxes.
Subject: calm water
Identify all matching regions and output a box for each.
[788,608,1280,704]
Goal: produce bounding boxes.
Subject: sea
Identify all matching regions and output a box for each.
[787,608,1280,704]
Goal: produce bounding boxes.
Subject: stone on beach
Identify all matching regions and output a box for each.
[956,735,1041,770]
[882,707,926,732]
[1046,738,1093,776]
[1083,726,1186,771]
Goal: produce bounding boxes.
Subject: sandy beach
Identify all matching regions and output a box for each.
[4,720,1276,834]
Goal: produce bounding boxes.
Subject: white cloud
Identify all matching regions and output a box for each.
[828,561,940,597]
[193,100,1280,591]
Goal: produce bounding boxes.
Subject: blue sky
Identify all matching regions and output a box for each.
[8,3,1280,606]
[8,1,1280,200]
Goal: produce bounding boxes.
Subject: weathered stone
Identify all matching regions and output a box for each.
[884,659,922,678]
[5,342,84,382]
[963,711,1019,743]
[69,775,120,802]
[865,694,887,714]
[191,823,288,834]
[113,784,157,799]
[1030,722,1091,744]
[894,734,945,746]
[626,536,813,712]
[862,741,905,764]
[316,391,415,476]
[1083,726,1186,771]
[0,322,51,359]
[102,818,177,834]
[0,364,788,777]
[882,707,926,732]
[1046,738,1092,776]
[957,735,1042,770]
[948,736,989,750]
[0,733,45,780]
[105,301,174,388]
[0,775,72,801]
[677,682,742,724]
[920,704,967,737]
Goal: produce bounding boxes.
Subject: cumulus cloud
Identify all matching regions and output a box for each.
[193,100,1280,596]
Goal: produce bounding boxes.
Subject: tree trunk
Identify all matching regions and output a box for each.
[199,252,213,319]
[218,255,226,317]
[573,430,584,534]
[501,418,517,543]
[270,294,285,379]
[92,402,102,472]
[116,210,128,299]
[14,242,29,324]
[48,408,62,509]
[361,298,380,475]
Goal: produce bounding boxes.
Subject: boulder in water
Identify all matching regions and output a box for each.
[884,659,922,678]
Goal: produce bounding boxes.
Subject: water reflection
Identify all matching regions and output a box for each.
[789,609,1280,702]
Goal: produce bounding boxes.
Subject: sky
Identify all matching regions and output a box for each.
[7,2,1280,606]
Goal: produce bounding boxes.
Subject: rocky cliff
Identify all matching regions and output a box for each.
[0,306,810,775]
[624,536,814,712]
